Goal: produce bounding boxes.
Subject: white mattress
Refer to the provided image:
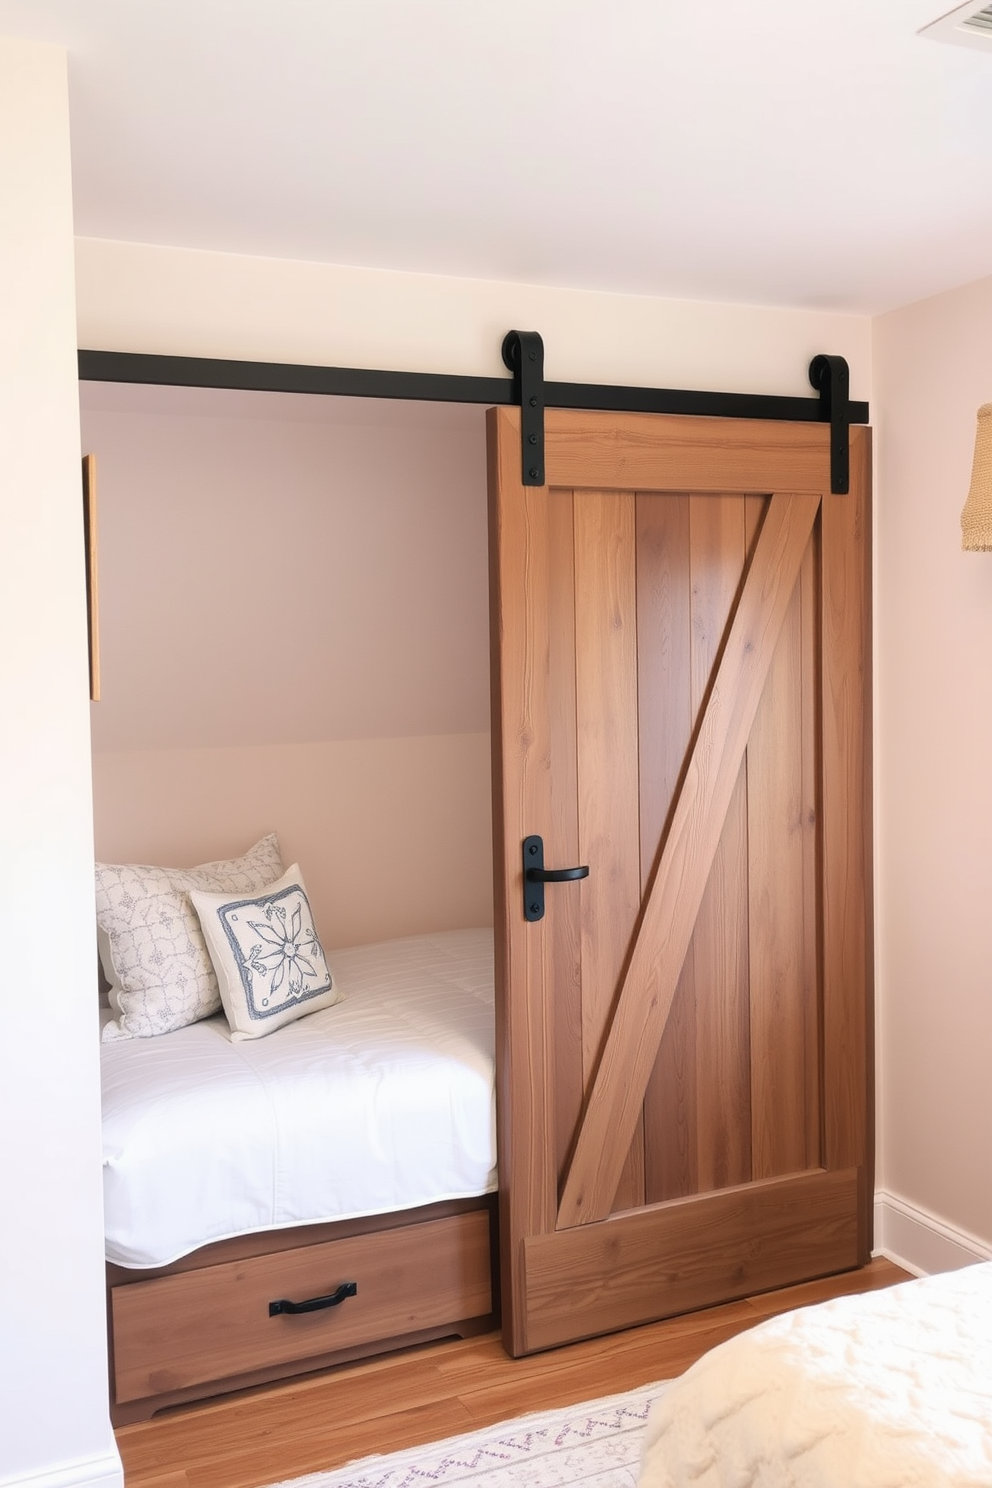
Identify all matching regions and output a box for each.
[101,927,497,1267]
[640,1262,992,1488]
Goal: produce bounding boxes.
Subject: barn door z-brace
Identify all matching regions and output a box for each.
[501,329,858,495]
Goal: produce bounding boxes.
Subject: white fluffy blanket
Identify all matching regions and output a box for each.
[639,1262,992,1488]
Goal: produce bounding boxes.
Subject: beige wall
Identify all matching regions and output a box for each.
[91,735,491,949]
[81,383,492,945]
[874,277,992,1253]
[0,36,122,1488]
[75,237,871,398]
[77,249,870,957]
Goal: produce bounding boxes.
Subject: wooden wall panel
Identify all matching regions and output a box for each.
[574,490,644,1211]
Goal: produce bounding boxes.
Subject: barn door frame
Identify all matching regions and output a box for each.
[487,403,873,1356]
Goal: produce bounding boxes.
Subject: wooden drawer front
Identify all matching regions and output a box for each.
[112,1210,491,1404]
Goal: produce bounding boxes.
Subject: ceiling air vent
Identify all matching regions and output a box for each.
[921,2,992,49]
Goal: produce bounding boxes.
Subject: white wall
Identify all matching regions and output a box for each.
[81,384,493,948]
[873,277,992,1270]
[74,237,871,399]
[0,36,122,1488]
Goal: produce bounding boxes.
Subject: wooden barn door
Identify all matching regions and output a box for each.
[487,405,872,1356]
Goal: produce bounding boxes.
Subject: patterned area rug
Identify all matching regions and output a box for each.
[265,1381,668,1488]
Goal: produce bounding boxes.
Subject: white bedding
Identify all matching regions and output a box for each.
[640,1262,992,1488]
[101,927,496,1267]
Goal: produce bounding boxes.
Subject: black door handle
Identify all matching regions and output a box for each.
[523,836,589,921]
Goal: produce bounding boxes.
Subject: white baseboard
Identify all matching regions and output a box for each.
[0,1451,122,1488]
[873,1188,992,1277]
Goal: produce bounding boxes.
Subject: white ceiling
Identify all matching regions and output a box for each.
[1,0,991,315]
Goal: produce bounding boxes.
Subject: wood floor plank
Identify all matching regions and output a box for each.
[117,1259,910,1488]
[454,1320,745,1425]
[186,1401,477,1488]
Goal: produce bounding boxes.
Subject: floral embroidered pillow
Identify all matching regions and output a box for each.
[97,833,284,1041]
[190,865,342,1041]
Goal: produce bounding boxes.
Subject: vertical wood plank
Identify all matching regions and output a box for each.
[487,407,558,1354]
[747,570,809,1179]
[546,490,583,1189]
[637,494,698,1203]
[821,426,873,1258]
[799,537,823,1169]
[688,495,751,1193]
[573,490,645,1211]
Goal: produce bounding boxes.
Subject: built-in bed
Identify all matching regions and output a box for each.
[101,923,498,1422]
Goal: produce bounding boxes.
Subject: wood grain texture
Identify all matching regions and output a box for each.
[525,1168,860,1352]
[687,495,752,1195]
[573,489,644,1211]
[546,488,584,1190]
[490,404,870,1356]
[488,407,560,1354]
[637,493,697,1203]
[821,424,873,1254]
[543,409,832,494]
[111,1319,495,1427]
[799,537,823,1169]
[747,569,810,1179]
[557,492,820,1227]
[112,1212,492,1405]
[114,1261,910,1488]
[106,1197,494,1284]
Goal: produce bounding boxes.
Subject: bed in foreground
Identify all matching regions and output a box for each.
[640,1261,992,1488]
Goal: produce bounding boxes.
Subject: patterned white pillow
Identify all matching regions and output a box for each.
[191,865,342,1041]
[97,834,284,1041]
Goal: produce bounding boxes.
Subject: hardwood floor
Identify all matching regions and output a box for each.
[115,1258,911,1488]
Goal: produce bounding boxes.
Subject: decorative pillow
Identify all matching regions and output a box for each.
[97,833,284,1041]
[190,865,341,1041]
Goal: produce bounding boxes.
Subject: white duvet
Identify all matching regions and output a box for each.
[101,927,496,1267]
[640,1262,992,1488]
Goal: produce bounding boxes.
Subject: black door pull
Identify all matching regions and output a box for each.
[523,836,589,921]
[527,864,588,882]
[269,1281,357,1316]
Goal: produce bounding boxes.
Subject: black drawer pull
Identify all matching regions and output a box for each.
[269,1281,357,1317]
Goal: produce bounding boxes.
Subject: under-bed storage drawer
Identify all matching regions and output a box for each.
[111,1210,492,1404]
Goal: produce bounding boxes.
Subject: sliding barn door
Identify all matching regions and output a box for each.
[487,406,872,1356]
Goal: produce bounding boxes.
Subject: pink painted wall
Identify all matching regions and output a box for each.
[874,274,992,1250]
[81,383,493,947]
